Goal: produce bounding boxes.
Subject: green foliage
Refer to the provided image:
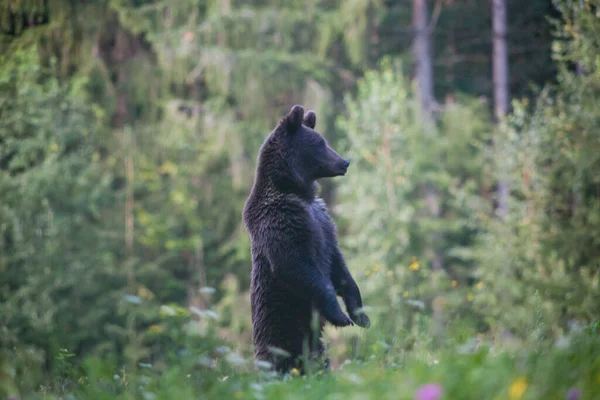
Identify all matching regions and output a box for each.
[473,0,600,338]
[0,47,120,356]
[4,321,600,399]
[333,58,492,350]
[2,0,600,398]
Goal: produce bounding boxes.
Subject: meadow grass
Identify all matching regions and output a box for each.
[12,322,598,400]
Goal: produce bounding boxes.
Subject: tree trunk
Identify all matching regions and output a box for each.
[413,0,435,124]
[413,0,442,271]
[492,0,510,217]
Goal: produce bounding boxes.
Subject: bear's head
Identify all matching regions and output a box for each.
[283,104,350,176]
[255,104,350,197]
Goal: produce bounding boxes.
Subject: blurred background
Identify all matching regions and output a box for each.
[1,0,599,395]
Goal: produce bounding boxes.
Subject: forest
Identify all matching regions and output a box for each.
[1,0,599,399]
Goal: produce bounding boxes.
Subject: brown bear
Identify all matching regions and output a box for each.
[242,105,370,374]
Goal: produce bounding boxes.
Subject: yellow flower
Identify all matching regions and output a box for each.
[403,291,409,298]
[387,270,394,277]
[290,368,300,376]
[409,257,420,271]
[373,264,380,272]
[148,324,164,333]
[467,293,474,302]
[451,280,458,288]
[476,281,484,290]
[365,269,372,277]
[50,143,59,152]
[509,377,528,399]
[159,161,178,176]
[137,285,155,300]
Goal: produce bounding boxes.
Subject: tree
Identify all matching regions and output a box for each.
[474,0,600,338]
[0,0,385,373]
[335,59,492,348]
[412,0,435,121]
[0,47,124,366]
[412,0,443,271]
[492,0,510,217]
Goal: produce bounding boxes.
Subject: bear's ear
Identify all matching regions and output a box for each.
[303,110,316,129]
[283,104,304,132]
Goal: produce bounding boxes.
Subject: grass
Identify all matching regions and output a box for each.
[205,335,600,400]
[6,323,600,400]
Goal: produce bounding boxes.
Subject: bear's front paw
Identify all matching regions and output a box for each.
[351,312,371,329]
[329,312,354,328]
[345,301,371,328]
[323,304,354,327]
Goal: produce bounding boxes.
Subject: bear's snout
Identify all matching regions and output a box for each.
[338,158,350,175]
[325,146,350,176]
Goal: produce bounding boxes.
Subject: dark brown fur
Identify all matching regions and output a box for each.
[242,105,370,374]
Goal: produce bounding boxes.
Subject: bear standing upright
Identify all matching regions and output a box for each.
[242,105,370,374]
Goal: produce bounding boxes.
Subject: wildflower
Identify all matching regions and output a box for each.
[251,383,263,392]
[403,291,409,298]
[342,372,364,385]
[50,143,59,152]
[137,285,154,300]
[406,299,426,310]
[189,306,218,320]
[387,270,394,277]
[225,352,246,367]
[148,324,164,333]
[216,346,231,354]
[451,280,457,288]
[566,387,581,400]
[409,257,420,271]
[476,281,484,290]
[467,293,473,302]
[124,294,141,304]
[365,269,372,277]
[199,286,216,294]
[160,305,176,316]
[414,383,444,400]
[509,377,528,400]
[267,346,291,358]
[290,368,300,376]
[254,360,273,370]
[184,31,194,41]
[373,264,380,272]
